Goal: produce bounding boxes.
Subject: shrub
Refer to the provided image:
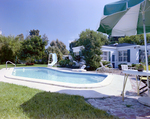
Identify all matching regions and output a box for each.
[131,63,136,67]
[101,61,110,66]
[68,61,75,66]
[26,62,34,65]
[136,63,144,70]
[59,59,70,67]
[148,55,150,65]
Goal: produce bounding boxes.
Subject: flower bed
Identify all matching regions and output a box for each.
[26,62,34,65]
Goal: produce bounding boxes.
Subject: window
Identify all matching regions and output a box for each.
[101,51,108,61]
[139,50,148,62]
[75,52,79,55]
[118,50,127,62]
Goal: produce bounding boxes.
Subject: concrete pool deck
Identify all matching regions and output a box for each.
[0,67,150,118]
[0,67,132,98]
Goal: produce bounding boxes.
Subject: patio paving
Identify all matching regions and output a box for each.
[0,67,150,119]
[87,79,150,119]
[87,70,150,119]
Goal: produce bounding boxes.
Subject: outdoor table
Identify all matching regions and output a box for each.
[122,70,150,101]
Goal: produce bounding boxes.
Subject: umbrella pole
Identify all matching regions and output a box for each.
[142,12,150,96]
[138,1,150,106]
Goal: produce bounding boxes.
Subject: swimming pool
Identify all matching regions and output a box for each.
[5,67,113,88]
[12,67,106,84]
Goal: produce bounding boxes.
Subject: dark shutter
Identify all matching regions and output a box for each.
[79,51,82,56]
[139,49,141,62]
[112,55,115,62]
[109,52,111,61]
[127,49,130,62]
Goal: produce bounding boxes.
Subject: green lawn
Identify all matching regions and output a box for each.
[0,82,116,119]
[0,64,47,69]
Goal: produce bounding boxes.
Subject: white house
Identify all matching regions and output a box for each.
[71,43,150,68]
[72,46,84,56]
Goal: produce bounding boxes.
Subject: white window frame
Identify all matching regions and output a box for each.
[101,51,108,61]
[118,50,127,62]
[75,52,79,55]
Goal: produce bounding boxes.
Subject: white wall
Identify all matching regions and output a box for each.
[72,45,150,68]
[102,45,141,68]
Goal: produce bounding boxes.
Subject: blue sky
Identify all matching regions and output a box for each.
[0,0,116,50]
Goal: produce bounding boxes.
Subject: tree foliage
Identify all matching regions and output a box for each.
[29,29,40,36]
[70,29,107,70]
[42,34,49,46]
[47,46,63,61]
[46,39,68,62]
[17,34,24,41]
[19,36,46,62]
[50,39,68,55]
[118,34,150,45]
[0,35,21,64]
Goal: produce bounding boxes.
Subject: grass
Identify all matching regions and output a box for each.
[0,63,116,118]
[0,82,116,119]
[0,64,47,69]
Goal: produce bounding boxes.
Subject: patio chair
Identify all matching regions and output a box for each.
[121,64,136,74]
[72,65,86,72]
[138,76,150,95]
[121,64,136,70]
[121,65,129,70]
[96,62,113,73]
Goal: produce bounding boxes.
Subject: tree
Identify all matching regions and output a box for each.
[0,44,14,63]
[71,29,107,70]
[46,46,63,61]
[50,39,68,55]
[118,34,150,45]
[29,29,40,36]
[19,36,46,62]
[42,34,49,46]
[0,35,21,64]
[17,33,24,41]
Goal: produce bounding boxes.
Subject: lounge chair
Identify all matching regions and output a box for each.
[96,62,113,73]
[72,65,86,72]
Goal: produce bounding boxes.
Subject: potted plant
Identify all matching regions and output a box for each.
[136,63,144,72]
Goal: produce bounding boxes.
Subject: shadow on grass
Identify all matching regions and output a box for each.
[20,91,114,119]
[57,89,109,98]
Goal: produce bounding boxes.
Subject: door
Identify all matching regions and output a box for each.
[112,55,115,68]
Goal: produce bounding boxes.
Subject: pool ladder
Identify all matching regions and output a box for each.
[6,61,16,70]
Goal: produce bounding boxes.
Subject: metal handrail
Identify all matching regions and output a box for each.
[6,61,16,70]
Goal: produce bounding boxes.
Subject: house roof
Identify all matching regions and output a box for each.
[103,43,137,47]
[72,46,84,52]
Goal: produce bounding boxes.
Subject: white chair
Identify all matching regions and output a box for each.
[121,65,129,71]
[121,64,135,70]
[72,65,86,72]
[96,62,113,73]
[121,64,134,75]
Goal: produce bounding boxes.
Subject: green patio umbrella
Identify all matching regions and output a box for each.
[97,0,150,71]
[97,0,150,104]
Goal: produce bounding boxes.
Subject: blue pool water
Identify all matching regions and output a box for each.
[12,67,107,84]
